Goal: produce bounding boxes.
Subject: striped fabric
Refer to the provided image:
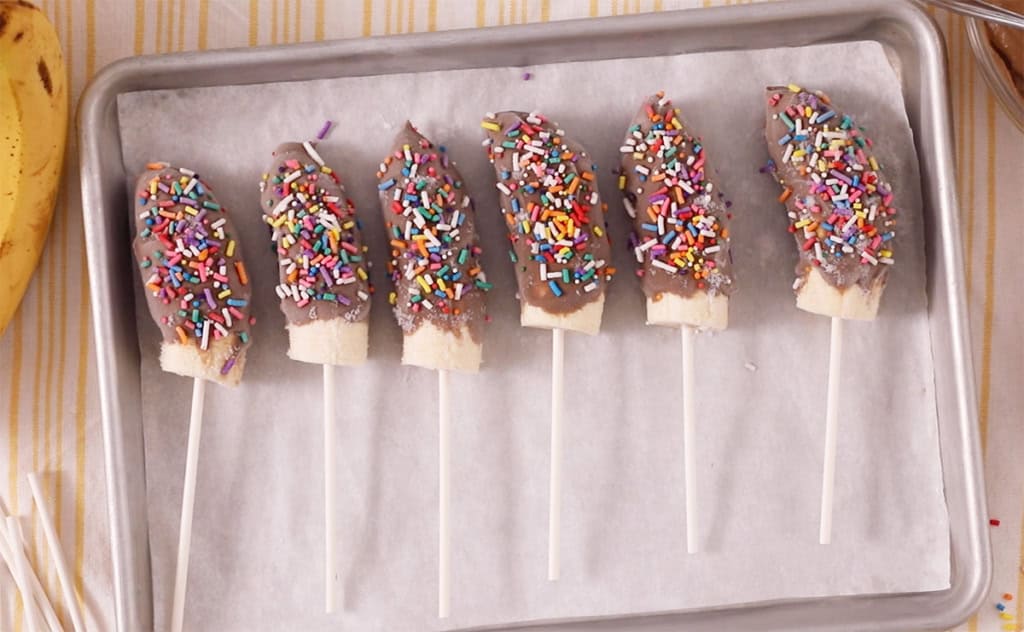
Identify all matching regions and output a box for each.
[0,1,1019,630]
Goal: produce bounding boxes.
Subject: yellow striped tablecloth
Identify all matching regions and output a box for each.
[0,0,1019,630]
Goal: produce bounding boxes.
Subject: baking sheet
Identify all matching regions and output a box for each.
[117,40,949,632]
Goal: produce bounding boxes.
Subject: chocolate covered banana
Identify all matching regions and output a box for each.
[133,163,252,386]
[481,111,613,335]
[260,141,371,365]
[765,85,897,320]
[377,122,489,373]
[620,92,733,331]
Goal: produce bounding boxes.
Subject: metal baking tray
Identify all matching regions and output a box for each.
[79,0,989,629]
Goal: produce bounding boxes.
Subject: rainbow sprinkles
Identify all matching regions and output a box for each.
[260,143,371,317]
[378,123,490,334]
[766,84,897,293]
[377,122,490,373]
[620,91,734,299]
[132,163,253,385]
[481,110,614,334]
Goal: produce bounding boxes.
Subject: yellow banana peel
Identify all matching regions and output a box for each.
[0,0,68,338]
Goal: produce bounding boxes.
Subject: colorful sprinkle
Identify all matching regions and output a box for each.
[377,124,489,327]
[620,91,732,295]
[259,142,371,315]
[134,165,250,371]
[482,110,613,302]
[995,592,1016,629]
[317,120,333,140]
[765,85,897,276]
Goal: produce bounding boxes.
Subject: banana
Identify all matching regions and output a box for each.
[0,1,68,338]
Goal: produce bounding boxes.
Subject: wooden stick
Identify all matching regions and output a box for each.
[548,328,565,581]
[27,473,85,632]
[681,325,698,554]
[170,378,206,632]
[438,369,452,618]
[819,316,844,545]
[324,364,337,614]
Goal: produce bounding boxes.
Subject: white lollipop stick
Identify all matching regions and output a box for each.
[1,575,6,632]
[7,536,64,632]
[548,328,565,582]
[681,325,698,554]
[0,521,63,632]
[438,369,452,618]
[170,377,206,632]
[819,316,843,545]
[2,517,48,632]
[324,364,337,613]
[27,473,85,632]
[0,522,36,632]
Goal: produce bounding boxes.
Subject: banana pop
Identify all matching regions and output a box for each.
[132,164,254,386]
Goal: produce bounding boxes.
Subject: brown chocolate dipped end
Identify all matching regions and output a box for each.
[378,121,489,345]
[259,141,371,328]
[620,93,734,306]
[482,110,613,320]
[132,163,253,380]
[764,86,897,295]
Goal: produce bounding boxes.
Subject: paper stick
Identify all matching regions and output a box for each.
[27,473,85,632]
[0,522,36,632]
[3,517,50,632]
[324,364,337,613]
[1,573,7,632]
[548,328,565,581]
[682,325,698,554]
[170,378,206,632]
[438,369,452,618]
[0,520,62,632]
[819,316,843,545]
[2,518,47,632]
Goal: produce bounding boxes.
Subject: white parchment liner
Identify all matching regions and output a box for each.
[118,41,949,632]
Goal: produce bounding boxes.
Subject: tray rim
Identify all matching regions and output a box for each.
[78,1,990,630]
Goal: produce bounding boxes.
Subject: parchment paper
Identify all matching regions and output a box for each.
[117,40,950,632]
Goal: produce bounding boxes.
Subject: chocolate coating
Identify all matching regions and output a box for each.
[377,122,488,342]
[132,164,252,374]
[482,111,613,316]
[764,86,897,292]
[259,142,371,326]
[620,93,733,302]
